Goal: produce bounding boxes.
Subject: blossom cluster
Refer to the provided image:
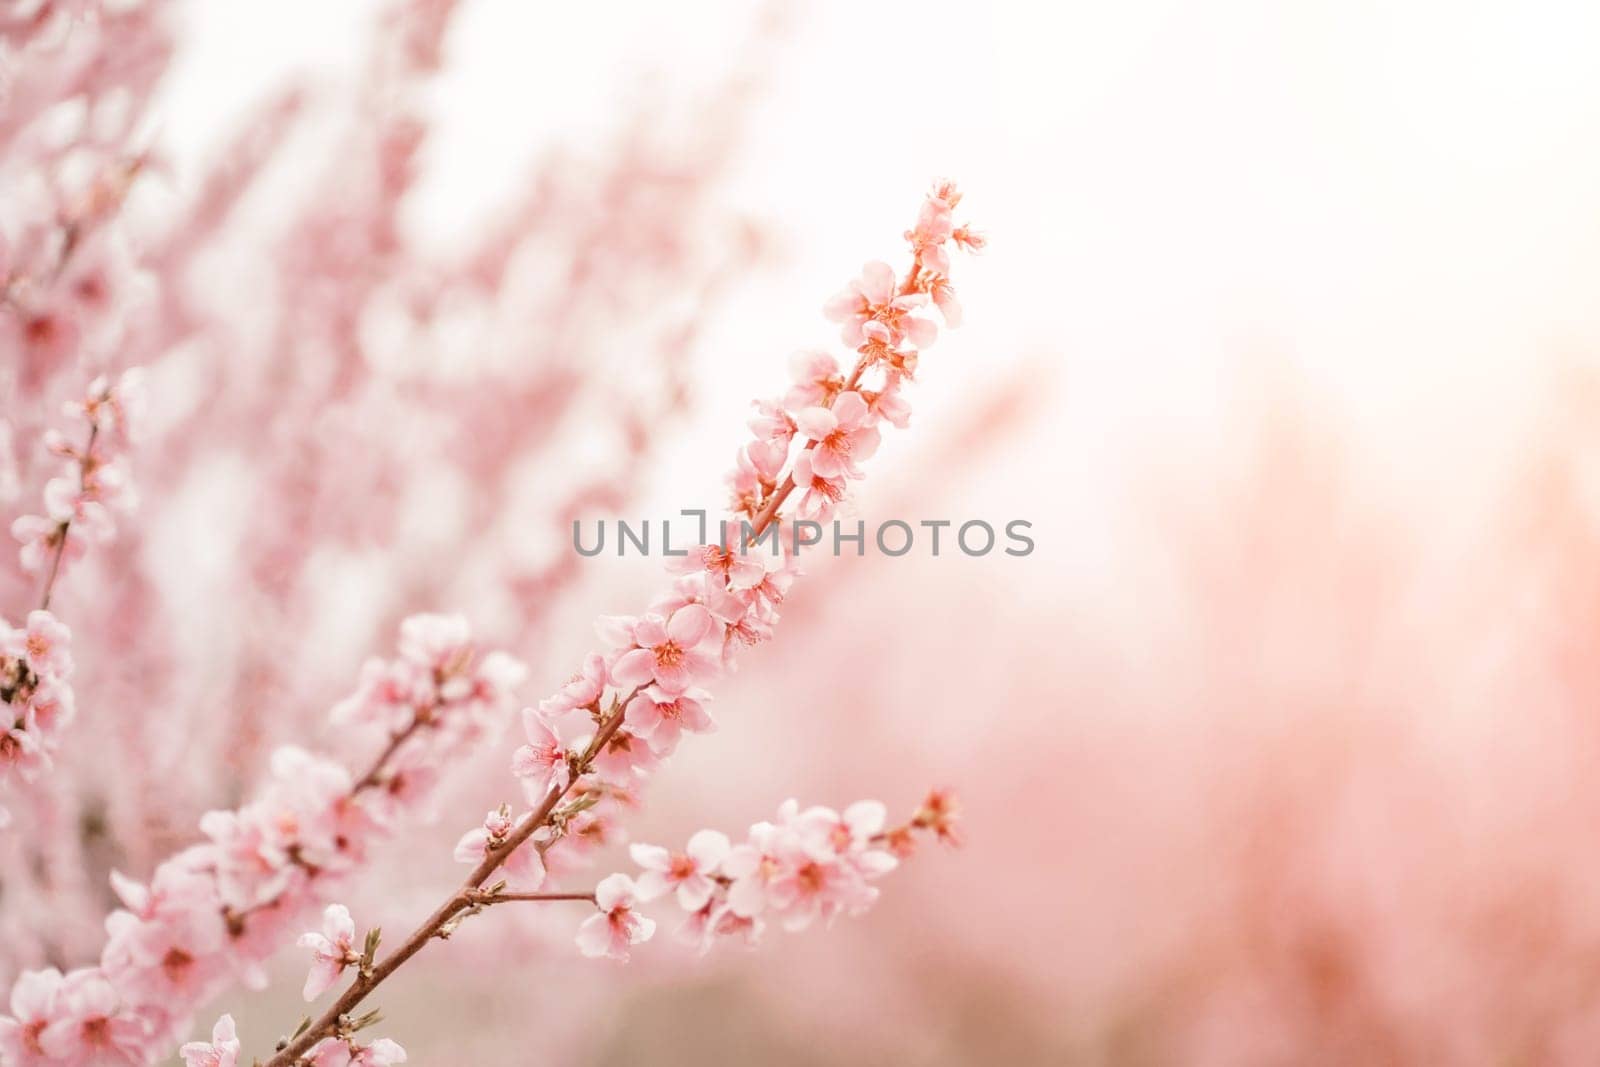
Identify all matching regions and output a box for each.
[2,370,143,829]
[0,611,73,828]
[189,185,975,1067]
[10,370,144,586]
[582,791,962,961]
[506,184,979,954]
[179,1011,405,1067]
[510,183,979,847]
[0,615,522,1067]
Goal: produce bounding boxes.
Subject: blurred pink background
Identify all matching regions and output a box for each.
[11,0,1600,1062]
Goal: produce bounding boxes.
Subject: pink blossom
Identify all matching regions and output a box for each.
[0,968,63,1067]
[453,808,546,889]
[783,349,845,410]
[747,397,797,444]
[794,390,881,480]
[179,1014,241,1067]
[297,904,360,1001]
[102,904,227,1003]
[538,652,608,718]
[352,1039,408,1066]
[904,195,954,275]
[511,710,570,799]
[722,820,787,919]
[591,726,659,782]
[951,223,986,253]
[5,609,72,677]
[575,873,656,961]
[822,260,935,349]
[0,712,48,781]
[396,612,472,674]
[37,969,148,1064]
[607,603,721,695]
[11,513,74,575]
[928,275,962,327]
[307,1037,408,1067]
[862,379,913,430]
[74,368,147,443]
[631,829,730,911]
[788,451,846,523]
[623,685,715,756]
[668,536,767,591]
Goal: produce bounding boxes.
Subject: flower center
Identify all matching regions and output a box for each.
[654,641,683,668]
[83,1017,111,1047]
[797,862,827,893]
[668,854,697,880]
[24,315,58,346]
[163,947,195,982]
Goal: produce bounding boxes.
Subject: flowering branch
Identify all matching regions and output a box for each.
[0,615,523,1064]
[1,371,143,830]
[241,182,978,1066]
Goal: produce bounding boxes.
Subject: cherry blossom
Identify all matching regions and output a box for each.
[0,967,63,1067]
[454,808,546,890]
[298,905,361,1002]
[511,711,570,799]
[37,969,149,1065]
[631,830,730,911]
[783,349,845,410]
[134,185,975,1065]
[620,794,954,952]
[179,1014,241,1067]
[304,1037,407,1067]
[788,452,847,523]
[794,391,881,479]
[622,685,715,756]
[575,874,656,961]
[823,260,935,349]
[606,604,722,695]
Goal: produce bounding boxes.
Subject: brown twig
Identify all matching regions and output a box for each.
[36,423,98,612]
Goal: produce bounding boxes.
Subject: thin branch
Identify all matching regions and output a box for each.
[464,890,596,906]
[37,423,98,612]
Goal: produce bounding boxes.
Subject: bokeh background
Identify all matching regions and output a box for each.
[10,0,1600,1062]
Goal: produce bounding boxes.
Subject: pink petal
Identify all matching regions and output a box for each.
[575,913,615,958]
[634,869,672,902]
[610,648,657,688]
[628,843,672,872]
[831,391,869,430]
[666,604,713,647]
[594,872,635,912]
[850,427,881,464]
[686,830,730,869]
[793,406,837,441]
[821,289,859,322]
[623,693,663,735]
[860,260,895,304]
[905,316,937,349]
[676,877,715,913]
[633,615,668,647]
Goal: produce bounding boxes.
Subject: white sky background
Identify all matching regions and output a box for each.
[152,0,1600,563]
